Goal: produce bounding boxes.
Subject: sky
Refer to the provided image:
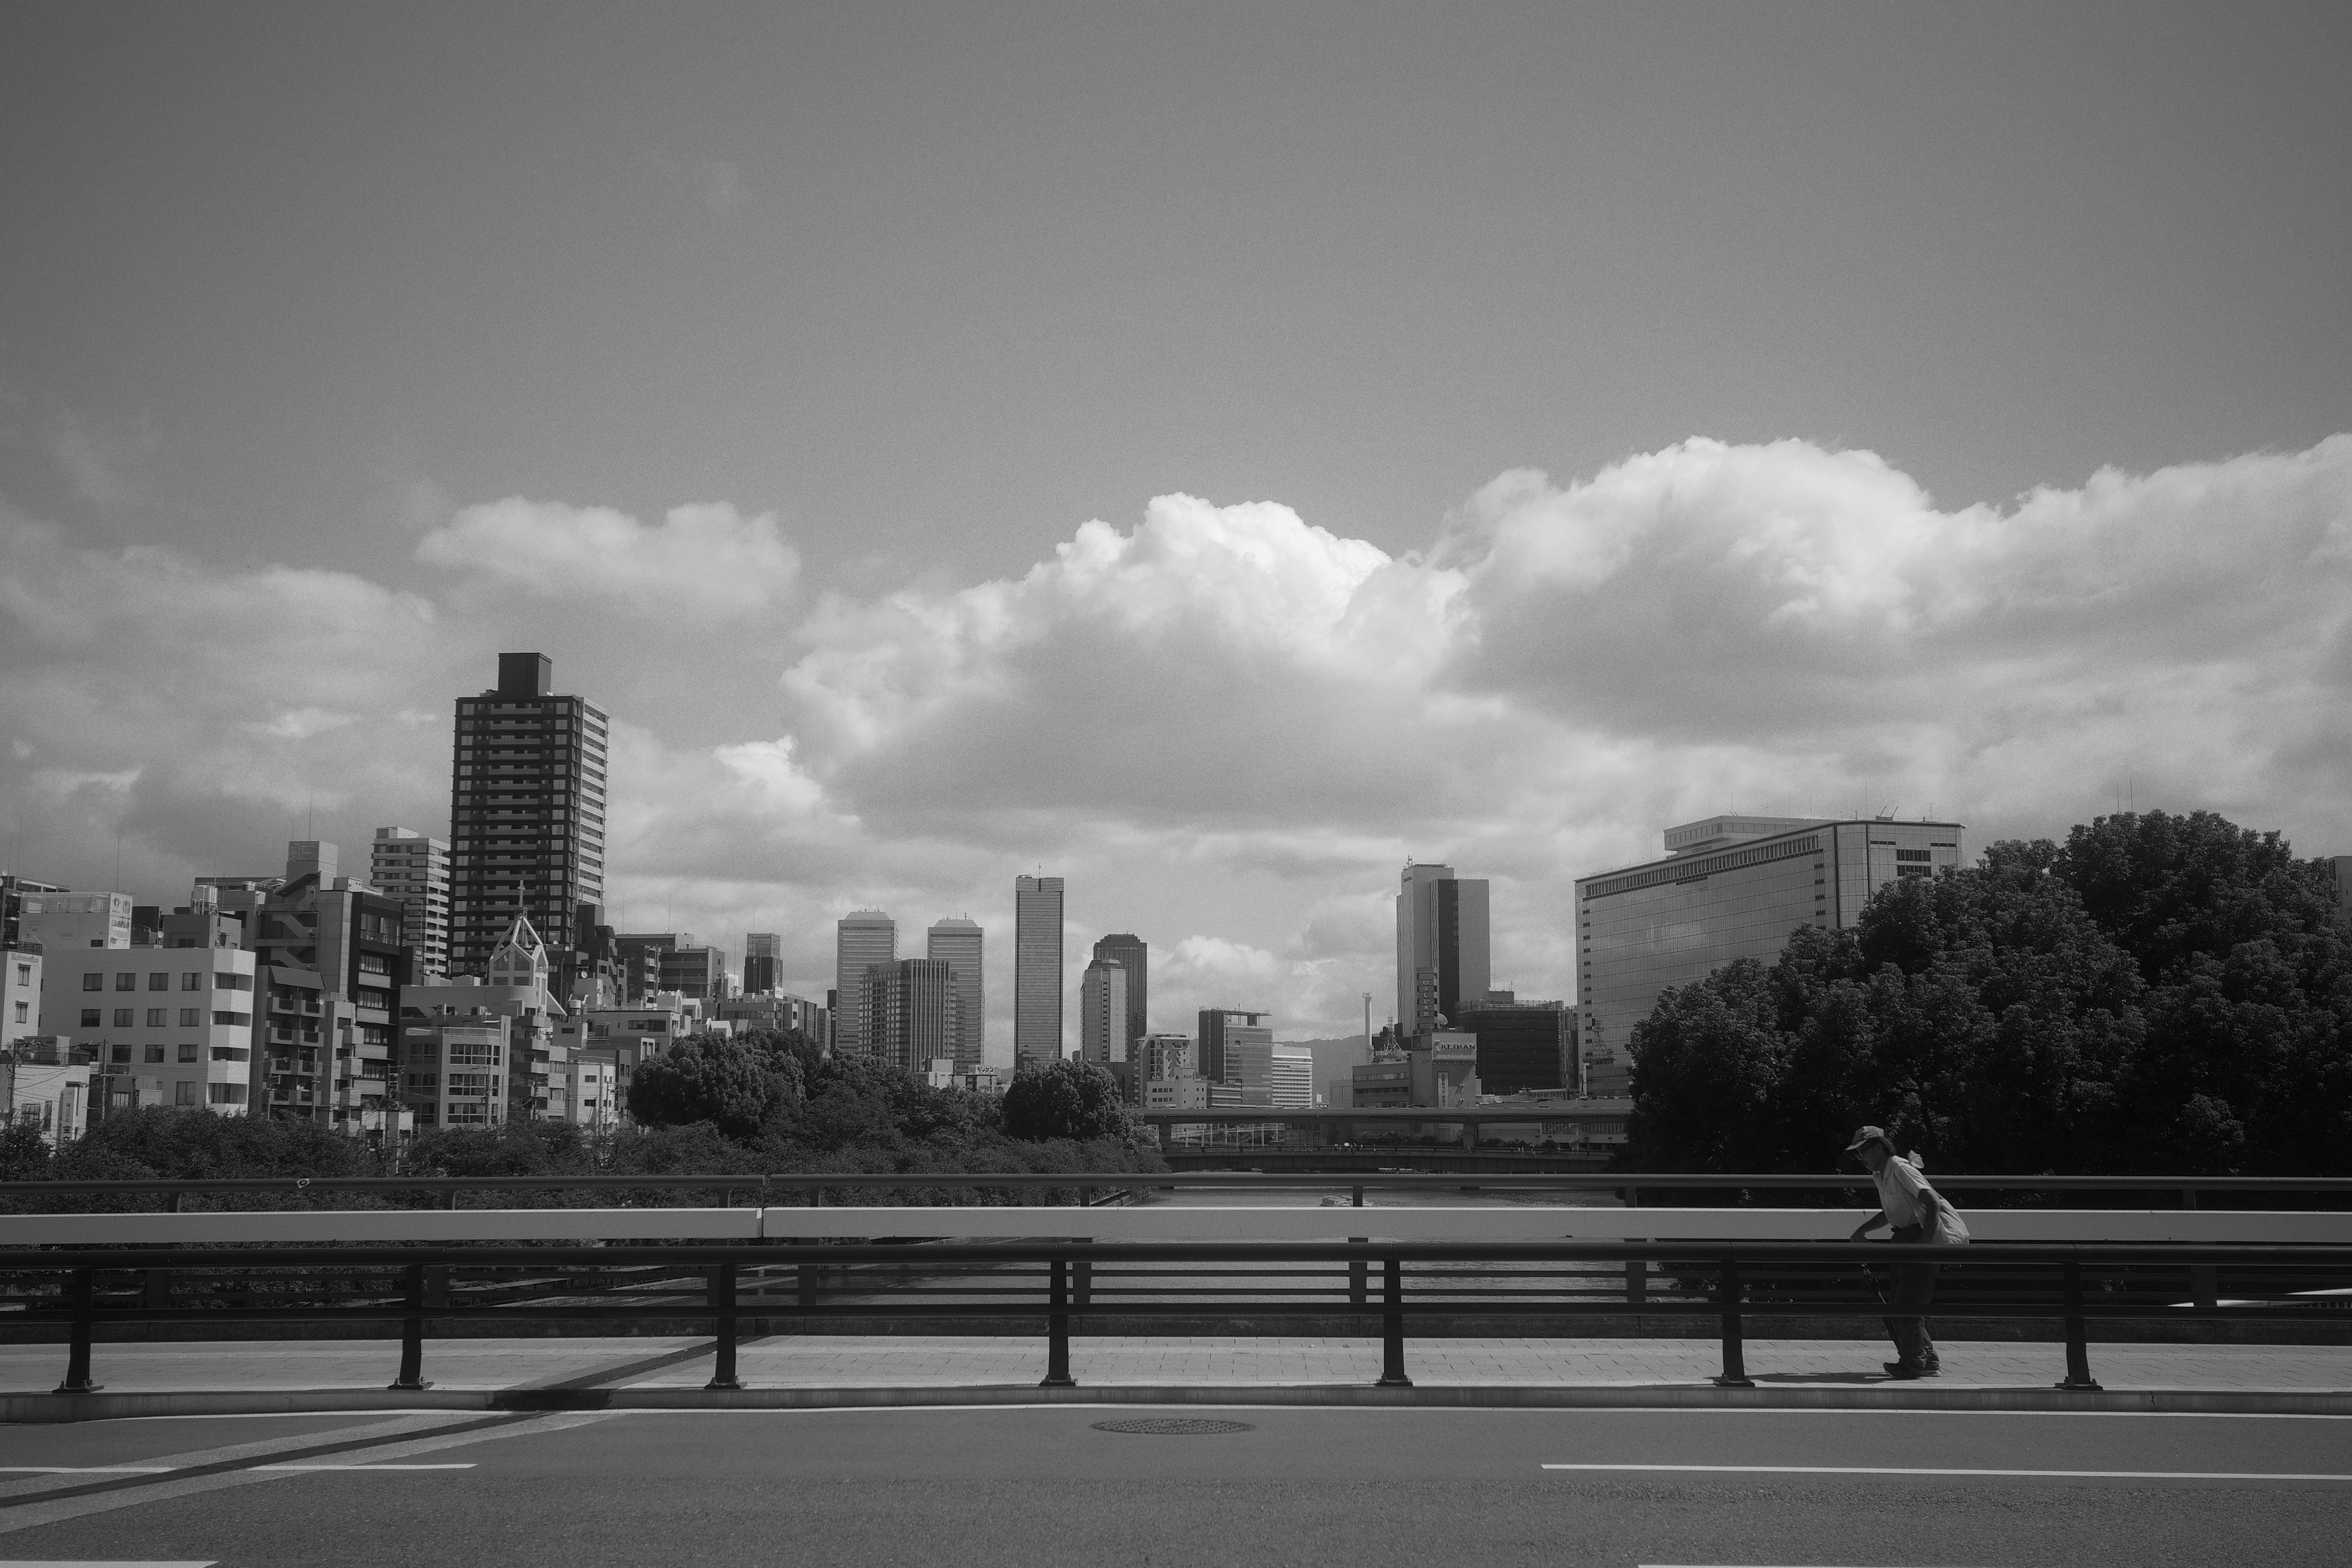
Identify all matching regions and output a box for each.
[2,1,2348,1060]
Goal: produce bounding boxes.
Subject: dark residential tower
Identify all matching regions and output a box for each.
[1090,933,1147,1051]
[447,654,609,978]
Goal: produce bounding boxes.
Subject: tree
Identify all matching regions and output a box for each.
[625,1036,793,1141]
[1001,1059,1134,1143]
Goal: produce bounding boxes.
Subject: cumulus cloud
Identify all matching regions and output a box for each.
[417,498,799,616]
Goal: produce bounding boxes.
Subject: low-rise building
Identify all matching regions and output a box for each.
[714,992,828,1041]
[6,941,42,1039]
[1,1036,94,1147]
[398,915,566,1126]
[72,933,256,1117]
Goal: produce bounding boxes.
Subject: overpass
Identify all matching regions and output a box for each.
[1134,1101,1633,1157]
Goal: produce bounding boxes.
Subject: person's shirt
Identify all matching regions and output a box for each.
[1872,1155,1970,1243]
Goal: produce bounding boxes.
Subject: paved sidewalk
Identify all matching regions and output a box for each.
[7,1335,2351,1395]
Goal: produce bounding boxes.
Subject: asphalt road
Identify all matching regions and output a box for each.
[4,1405,2348,1567]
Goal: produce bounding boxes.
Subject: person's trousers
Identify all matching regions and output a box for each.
[1879,1224,1941,1368]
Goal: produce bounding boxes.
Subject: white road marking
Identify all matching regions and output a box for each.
[248,1463,475,1471]
[0,1415,472,1504]
[0,1560,219,1566]
[0,1469,175,1475]
[1547,1462,2352,1480]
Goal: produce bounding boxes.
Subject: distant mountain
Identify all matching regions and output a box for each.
[1280,1035,1372,1102]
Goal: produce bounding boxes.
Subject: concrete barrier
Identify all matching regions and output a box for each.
[4,1205,2347,1246]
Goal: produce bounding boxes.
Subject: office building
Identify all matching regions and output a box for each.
[1197,1009,1271,1085]
[564,903,622,1009]
[16,889,134,957]
[1078,956,1128,1074]
[246,843,409,1128]
[742,933,781,995]
[370,827,450,977]
[1014,875,1064,1069]
[614,932,684,1004]
[72,920,257,1118]
[4,943,40,1041]
[1395,862,1489,1038]
[925,916,984,1068]
[863,957,959,1075]
[1090,933,1147,1050]
[1134,1031,1194,1085]
[1574,815,1966,1096]
[447,652,609,976]
[1,875,67,951]
[714,990,828,1042]
[1268,1042,1313,1109]
[659,944,729,1002]
[833,911,897,1056]
[1455,992,1572,1095]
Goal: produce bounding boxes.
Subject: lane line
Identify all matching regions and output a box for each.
[0,1415,475,1504]
[248,1464,475,1471]
[0,1468,176,1474]
[1543,1463,2352,1480]
[0,1411,623,1536]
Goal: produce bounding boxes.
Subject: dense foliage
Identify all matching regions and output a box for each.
[2,1027,1162,1207]
[1623,810,2352,1175]
[1001,1058,1134,1142]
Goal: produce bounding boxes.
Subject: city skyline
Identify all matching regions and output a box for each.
[2,6,2346,1051]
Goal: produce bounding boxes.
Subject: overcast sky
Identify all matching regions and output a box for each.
[4,2,2347,1057]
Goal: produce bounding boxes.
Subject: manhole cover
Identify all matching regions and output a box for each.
[1090,1417,1256,1436]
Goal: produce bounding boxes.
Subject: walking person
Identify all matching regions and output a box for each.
[1845,1125,1969,1379]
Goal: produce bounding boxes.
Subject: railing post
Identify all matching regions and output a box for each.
[1349,1184,1368,1306]
[705,1262,744,1390]
[167,1188,183,1215]
[798,1255,818,1310]
[54,1267,101,1394]
[1377,1256,1412,1388]
[442,1186,459,1212]
[1041,1256,1076,1388]
[2056,1257,2102,1392]
[143,1265,172,1312]
[388,1261,432,1390]
[1713,1259,1755,1388]
[1621,1189,1648,1309]
[1074,1240,1091,1309]
[2180,1190,2218,1310]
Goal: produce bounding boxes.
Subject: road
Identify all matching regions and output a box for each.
[2,1404,2345,1566]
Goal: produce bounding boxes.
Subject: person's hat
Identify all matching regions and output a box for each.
[1844,1125,1893,1155]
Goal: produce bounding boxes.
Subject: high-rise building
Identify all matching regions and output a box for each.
[1078,957,1128,1073]
[1090,933,1147,1051]
[742,933,781,995]
[1135,1031,1194,1084]
[1396,862,1490,1039]
[1574,815,1966,1096]
[247,842,409,1129]
[370,827,450,978]
[925,917,985,1068]
[1269,1042,1313,1109]
[834,911,897,1056]
[1454,992,1572,1095]
[863,957,959,1074]
[1014,875,1063,1069]
[658,944,728,1001]
[447,652,609,978]
[1197,1008,1271,1086]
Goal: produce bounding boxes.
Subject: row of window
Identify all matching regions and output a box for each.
[104,1042,249,1064]
[80,1007,252,1029]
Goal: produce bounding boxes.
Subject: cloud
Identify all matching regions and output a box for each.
[415,498,799,616]
[651,153,746,215]
[48,412,160,513]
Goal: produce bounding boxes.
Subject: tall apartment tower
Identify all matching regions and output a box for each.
[833,911,897,1056]
[370,827,450,978]
[742,933,781,996]
[1013,875,1063,1070]
[1395,862,1490,1038]
[925,916,985,1068]
[1078,956,1128,1072]
[1090,933,1147,1052]
[447,653,608,977]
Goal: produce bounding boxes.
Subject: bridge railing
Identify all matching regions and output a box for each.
[6,1170,2350,1213]
[10,1238,2351,1397]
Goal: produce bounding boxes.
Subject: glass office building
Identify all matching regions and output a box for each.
[1574,816,1965,1096]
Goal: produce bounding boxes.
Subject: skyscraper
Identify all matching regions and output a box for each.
[1013,875,1063,1069]
[1090,933,1147,1052]
[370,827,450,978]
[1395,862,1490,1038]
[1078,956,1128,1072]
[1197,1008,1270,1086]
[742,933,781,996]
[925,916,985,1068]
[447,653,608,977]
[864,956,959,1074]
[834,911,897,1056]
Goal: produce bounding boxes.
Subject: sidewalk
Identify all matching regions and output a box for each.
[9,1335,2352,1397]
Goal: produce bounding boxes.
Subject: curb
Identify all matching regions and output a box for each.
[9,1382,2351,1423]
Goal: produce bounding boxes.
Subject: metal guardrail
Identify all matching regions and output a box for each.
[10,1238,2352,1397]
[6,1170,2350,1210]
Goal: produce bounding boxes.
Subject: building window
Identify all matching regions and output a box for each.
[115,973,137,991]
[110,1044,131,1064]
[179,1008,201,1027]
[80,1008,102,1028]
[183,973,203,991]
[148,973,169,991]
[13,963,28,986]
[177,1042,199,1063]
[113,1008,134,1027]
[145,1044,165,1064]
[83,973,103,991]
[175,1080,200,1107]
[146,1008,167,1027]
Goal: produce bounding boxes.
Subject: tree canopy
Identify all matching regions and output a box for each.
[1001,1058,1135,1142]
[1623,810,2352,1175]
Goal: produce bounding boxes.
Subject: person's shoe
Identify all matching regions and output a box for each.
[1882,1362,1924,1380]
[1921,1361,1942,1377]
